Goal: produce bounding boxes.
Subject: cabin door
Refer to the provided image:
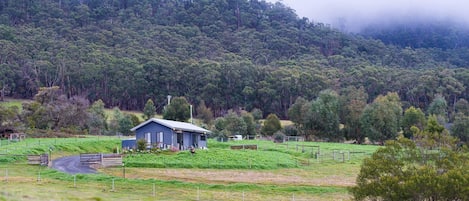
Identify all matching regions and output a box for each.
[177,133,183,150]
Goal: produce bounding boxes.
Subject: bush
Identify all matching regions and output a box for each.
[273,131,286,143]
[137,139,147,151]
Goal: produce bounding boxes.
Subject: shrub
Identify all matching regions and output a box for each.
[137,139,147,151]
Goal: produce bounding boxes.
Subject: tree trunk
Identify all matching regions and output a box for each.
[1,84,4,102]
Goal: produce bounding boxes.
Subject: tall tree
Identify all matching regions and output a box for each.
[142,98,156,120]
[163,96,190,122]
[88,99,107,135]
[451,113,469,142]
[340,86,368,143]
[261,113,281,136]
[196,100,214,126]
[402,106,426,138]
[427,94,448,124]
[304,90,341,141]
[360,92,402,143]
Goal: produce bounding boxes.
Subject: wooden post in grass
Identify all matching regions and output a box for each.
[197,187,200,201]
[4,168,8,183]
[242,191,245,201]
[111,178,115,191]
[152,183,156,197]
[342,152,345,163]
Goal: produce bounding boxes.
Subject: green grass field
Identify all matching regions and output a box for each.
[0,137,379,200]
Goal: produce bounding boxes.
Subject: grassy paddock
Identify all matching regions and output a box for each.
[124,139,378,169]
[0,164,349,201]
[0,136,121,162]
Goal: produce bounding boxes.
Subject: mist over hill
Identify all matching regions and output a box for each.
[1,0,469,118]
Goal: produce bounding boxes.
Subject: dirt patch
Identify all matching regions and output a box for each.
[102,168,356,187]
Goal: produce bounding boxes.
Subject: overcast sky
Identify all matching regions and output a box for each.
[266,0,469,32]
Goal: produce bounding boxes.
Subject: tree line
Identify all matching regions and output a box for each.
[1,0,469,120]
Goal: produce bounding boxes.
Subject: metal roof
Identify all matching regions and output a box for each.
[130,118,211,134]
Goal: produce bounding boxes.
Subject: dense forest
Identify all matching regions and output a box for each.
[1,0,469,120]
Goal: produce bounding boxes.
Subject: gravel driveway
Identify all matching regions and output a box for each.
[51,156,97,174]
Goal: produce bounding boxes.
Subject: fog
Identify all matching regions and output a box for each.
[266,0,469,32]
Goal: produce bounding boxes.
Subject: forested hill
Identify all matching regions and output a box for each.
[1,0,469,118]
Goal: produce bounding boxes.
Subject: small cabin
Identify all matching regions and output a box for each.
[123,118,210,151]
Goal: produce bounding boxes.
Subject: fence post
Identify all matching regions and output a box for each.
[152,183,156,197]
[342,152,345,163]
[243,191,245,201]
[111,178,115,191]
[197,187,200,201]
[5,168,8,182]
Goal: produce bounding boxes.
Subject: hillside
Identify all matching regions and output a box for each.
[1,0,469,118]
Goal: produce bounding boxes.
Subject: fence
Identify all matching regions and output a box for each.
[0,166,330,201]
[80,153,123,167]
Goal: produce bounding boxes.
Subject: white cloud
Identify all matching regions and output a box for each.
[266,0,469,31]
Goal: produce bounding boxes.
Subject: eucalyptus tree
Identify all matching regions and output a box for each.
[360,92,402,143]
[402,106,426,138]
[340,86,368,143]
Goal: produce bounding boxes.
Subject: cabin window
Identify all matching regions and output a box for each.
[200,135,206,141]
[158,132,163,143]
[145,133,151,144]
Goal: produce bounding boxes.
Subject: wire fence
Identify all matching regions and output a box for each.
[0,167,335,201]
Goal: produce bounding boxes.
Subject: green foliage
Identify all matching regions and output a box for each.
[360,92,402,143]
[451,113,469,142]
[261,113,282,136]
[136,139,147,151]
[455,98,469,116]
[0,104,20,130]
[351,134,468,201]
[2,0,469,121]
[250,108,263,121]
[22,87,90,130]
[304,90,341,141]
[196,100,214,126]
[142,99,156,120]
[402,106,426,138]
[88,99,107,135]
[340,86,368,143]
[220,110,247,136]
[241,112,256,136]
[427,94,448,123]
[163,97,190,122]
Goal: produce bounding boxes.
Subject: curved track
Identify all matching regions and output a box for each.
[51,156,97,174]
